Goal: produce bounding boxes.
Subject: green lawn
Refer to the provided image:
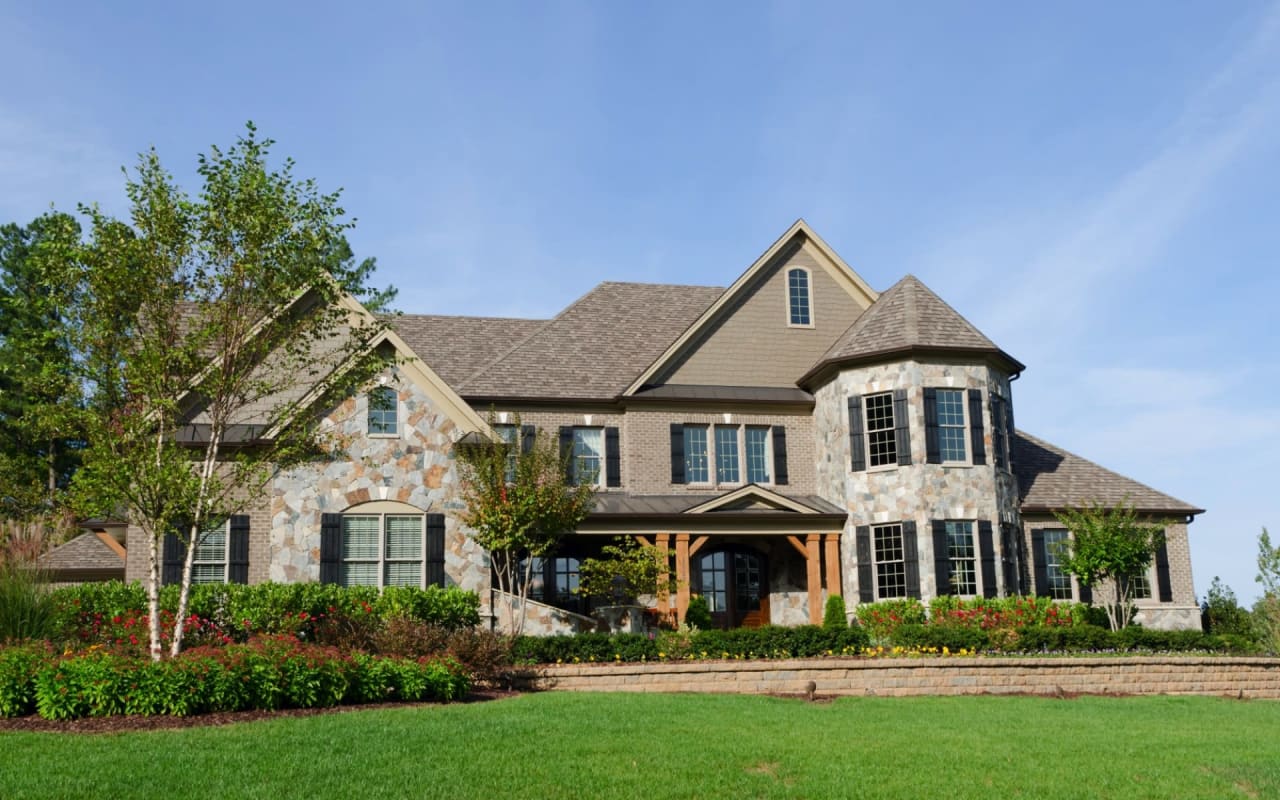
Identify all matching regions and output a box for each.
[2,693,1278,799]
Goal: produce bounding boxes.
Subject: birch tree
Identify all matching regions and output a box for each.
[70,124,393,659]
[1054,500,1168,631]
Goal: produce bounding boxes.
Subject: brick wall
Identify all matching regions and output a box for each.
[537,657,1280,698]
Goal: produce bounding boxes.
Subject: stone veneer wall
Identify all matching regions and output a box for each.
[269,369,490,604]
[537,657,1280,698]
[812,359,1020,601]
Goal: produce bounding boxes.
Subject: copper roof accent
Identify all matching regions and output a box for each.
[457,282,724,401]
[1013,431,1204,516]
[391,314,547,388]
[802,275,1024,384]
[37,532,126,573]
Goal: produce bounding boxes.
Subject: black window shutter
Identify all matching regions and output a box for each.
[228,515,250,585]
[604,427,621,488]
[1000,523,1019,596]
[978,520,997,598]
[893,389,912,466]
[669,424,685,484]
[1078,581,1093,605]
[771,426,789,485]
[319,513,342,585]
[1004,397,1016,470]
[968,389,986,465]
[426,513,446,587]
[559,426,575,484]
[931,520,951,596]
[923,388,941,464]
[1155,538,1173,602]
[992,397,1007,470]
[520,425,536,454]
[162,531,184,586]
[847,396,866,472]
[1031,530,1050,598]
[903,520,920,598]
[856,525,873,603]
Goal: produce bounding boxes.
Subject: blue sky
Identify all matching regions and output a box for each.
[3,1,1277,602]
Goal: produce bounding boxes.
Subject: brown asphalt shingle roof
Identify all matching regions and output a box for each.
[458,282,724,400]
[1013,431,1203,515]
[393,315,547,387]
[811,275,1024,374]
[37,533,126,573]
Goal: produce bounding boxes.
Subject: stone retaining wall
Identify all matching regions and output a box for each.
[536,657,1280,698]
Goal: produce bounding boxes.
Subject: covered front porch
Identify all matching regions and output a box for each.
[577,485,848,628]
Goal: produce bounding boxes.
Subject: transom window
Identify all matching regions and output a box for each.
[787,268,812,326]
[572,428,604,487]
[945,521,977,595]
[340,513,424,587]
[864,392,898,468]
[936,389,968,462]
[1043,529,1073,600]
[368,386,398,436]
[682,424,772,485]
[192,523,228,584]
[873,523,907,599]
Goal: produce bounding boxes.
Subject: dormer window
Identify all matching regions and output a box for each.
[368,386,398,436]
[787,267,812,327]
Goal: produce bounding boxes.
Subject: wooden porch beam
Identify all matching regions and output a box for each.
[806,533,823,624]
[633,535,653,548]
[824,533,842,598]
[786,535,809,558]
[675,533,690,623]
[655,533,670,615]
[689,535,710,556]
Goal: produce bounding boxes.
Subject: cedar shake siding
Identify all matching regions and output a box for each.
[112,220,1203,632]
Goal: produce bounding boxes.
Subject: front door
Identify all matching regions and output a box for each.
[697,548,768,628]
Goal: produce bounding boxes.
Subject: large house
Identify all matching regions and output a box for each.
[118,220,1204,631]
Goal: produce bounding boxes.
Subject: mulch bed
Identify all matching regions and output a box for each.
[0,689,520,734]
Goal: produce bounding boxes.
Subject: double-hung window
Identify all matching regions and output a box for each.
[873,523,907,599]
[368,386,398,436]
[340,513,424,587]
[744,427,770,483]
[495,424,519,483]
[1042,529,1073,600]
[679,424,775,486]
[935,389,967,462]
[944,521,977,595]
[684,426,710,483]
[715,426,740,483]
[572,428,604,487]
[864,392,898,468]
[192,523,228,584]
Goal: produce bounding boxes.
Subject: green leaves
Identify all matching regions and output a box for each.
[1053,500,1169,630]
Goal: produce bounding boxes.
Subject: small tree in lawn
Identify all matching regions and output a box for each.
[455,418,594,636]
[67,124,393,659]
[1053,500,1168,631]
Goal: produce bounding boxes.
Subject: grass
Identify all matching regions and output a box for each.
[2,692,1279,799]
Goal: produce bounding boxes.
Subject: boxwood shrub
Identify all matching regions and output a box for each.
[512,625,870,664]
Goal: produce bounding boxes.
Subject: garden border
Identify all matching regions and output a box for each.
[536,656,1280,698]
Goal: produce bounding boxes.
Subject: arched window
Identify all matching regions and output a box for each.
[787,268,812,326]
[320,501,445,588]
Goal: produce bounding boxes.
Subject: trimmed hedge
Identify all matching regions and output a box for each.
[889,623,1256,654]
[2,636,471,720]
[512,625,871,664]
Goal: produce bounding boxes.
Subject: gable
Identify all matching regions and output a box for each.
[628,221,878,393]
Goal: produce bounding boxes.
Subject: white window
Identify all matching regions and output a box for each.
[744,427,771,483]
[715,426,740,483]
[340,513,424,587]
[945,521,977,595]
[864,392,898,468]
[936,389,968,463]
[787,267,812,326]
[873,523,907,599]
[572,427,604,487]
[495,424,518,483]
[192,522,228,584]
[368,386,398,436]
[1043,529,1073,600]
[684,426,710,483]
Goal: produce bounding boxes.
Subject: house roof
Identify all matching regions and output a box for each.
[457,282,724,401]
[392,314,546,387]
[802,275,1024,384]
[591,492,845,516]
[37,532,126,574]
[1013,431,1203,516]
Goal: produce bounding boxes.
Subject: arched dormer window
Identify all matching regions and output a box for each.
[787,267,812,327]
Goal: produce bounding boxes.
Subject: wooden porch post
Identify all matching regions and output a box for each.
[824,533,842,598]
[656,533,671,615]
[806,533,822,624]
[675,533,691,623]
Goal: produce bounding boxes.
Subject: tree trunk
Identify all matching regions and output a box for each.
[146,525,163,662]
[170,424,223,656]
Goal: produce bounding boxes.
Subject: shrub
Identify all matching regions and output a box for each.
[855,598,926,641]
[891,623,988,652]
[684,596,713,631]
[823,595,847,629]
[0,642,51,717]
[0,561,58,643]
[511,625,870,664]
[1201,578,1253,638]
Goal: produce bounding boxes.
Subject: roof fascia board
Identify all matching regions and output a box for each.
[686,485,815,514]
[623,220,880,396]
[799,345,1027,388]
